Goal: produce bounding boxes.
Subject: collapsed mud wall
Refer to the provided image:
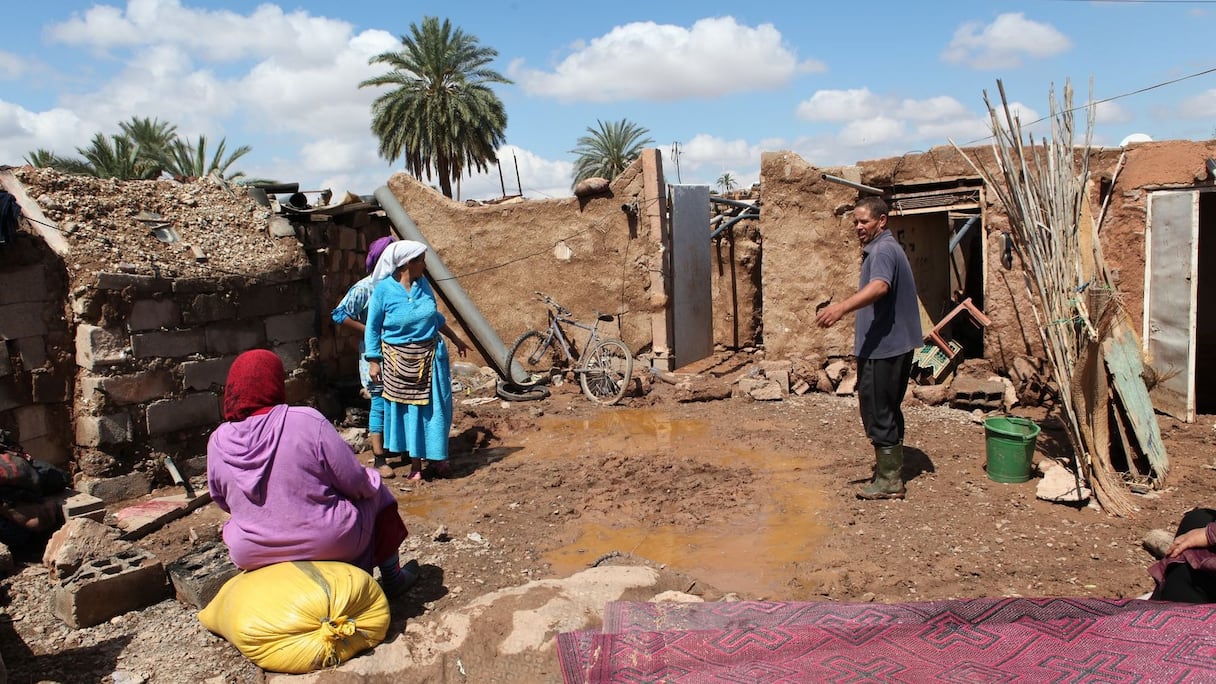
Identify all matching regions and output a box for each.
[381,166,661,363]
[3,168,392,500]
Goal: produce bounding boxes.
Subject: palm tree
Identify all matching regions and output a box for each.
[717,172,737,194]
[76,133,159,180]
[24,148,92,175]
[570,119,654,188]
[160,135,252,182]
[360,16,511,199]
[119,116,178,178]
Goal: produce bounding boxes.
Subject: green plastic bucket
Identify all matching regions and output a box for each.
[984,416,1040,483]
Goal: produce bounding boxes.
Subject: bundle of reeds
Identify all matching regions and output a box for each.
[954,79,1136,515]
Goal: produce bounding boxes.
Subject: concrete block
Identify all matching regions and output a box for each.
[0,302,49,339]
[14,336,47,370]
[766,369,791,394]
[61,492,107,522]
[20,434,71,468]
[75,324,128,370]
[130,329,206,359]
[0,264,50,304]
[264,310,316,344]
[835,372,857,396]
[53,549,169,629]
[825,358,849,383]
[70,288,101,319]
[0,377,30,412]
[43,516,131,580]
[115,492,212,540]
[75,412,132,447]
[758,359,793,374]
[81,369,174,406]
[145,392,219,435]
[171,278,219,295]
[181,292,235,325]
[237,281,311,319]
[949,376,1006,411]
[204,321,264,355]
[181,356,236,391]
[31,368,69,403]
[167,541,240,609]
[127,298,181,332]
[14,404,51,440]
[95,272,169,293]
[80,472,153,504]
[275,341,307,372]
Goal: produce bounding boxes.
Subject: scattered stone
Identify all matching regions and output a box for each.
[1142,529,1173,559]
[1035,463,1091,503]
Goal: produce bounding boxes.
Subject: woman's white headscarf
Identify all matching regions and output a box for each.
[369,240,427,286]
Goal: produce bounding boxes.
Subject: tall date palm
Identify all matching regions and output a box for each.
[360,16,511,199]
[570,119,653,188]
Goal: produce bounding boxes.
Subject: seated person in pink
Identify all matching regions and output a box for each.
[207,349,417,596]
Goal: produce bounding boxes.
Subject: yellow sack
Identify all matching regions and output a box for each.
[198,560,390,674]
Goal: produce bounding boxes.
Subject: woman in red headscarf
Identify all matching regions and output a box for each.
[207,349,417,596]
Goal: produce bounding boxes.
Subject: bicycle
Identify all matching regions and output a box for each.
[505,292,634,405]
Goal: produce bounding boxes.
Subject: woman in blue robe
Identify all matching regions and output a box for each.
[364,241,470,481]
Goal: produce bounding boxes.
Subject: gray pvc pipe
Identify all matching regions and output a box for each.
[820,173,885,196]
[373,186,522,383]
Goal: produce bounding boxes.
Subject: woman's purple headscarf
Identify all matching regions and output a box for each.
[365,236,396,274]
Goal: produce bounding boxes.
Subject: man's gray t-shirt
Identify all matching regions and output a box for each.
[854,230,923,359]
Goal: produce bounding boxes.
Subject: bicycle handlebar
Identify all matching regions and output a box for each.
[534,291,572,317]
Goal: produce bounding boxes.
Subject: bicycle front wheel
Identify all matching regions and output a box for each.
[580,338,633,405]
[506,330,558,385]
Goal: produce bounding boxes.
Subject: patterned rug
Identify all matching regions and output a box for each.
[557,598,1216,683]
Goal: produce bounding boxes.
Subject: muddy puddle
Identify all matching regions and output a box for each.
[422,407,830,598]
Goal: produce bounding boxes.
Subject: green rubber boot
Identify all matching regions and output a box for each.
[858,444,906,500]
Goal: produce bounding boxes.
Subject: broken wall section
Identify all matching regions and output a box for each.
[71,265,319,498]
[0,229,73,467]
[382,163,662,365]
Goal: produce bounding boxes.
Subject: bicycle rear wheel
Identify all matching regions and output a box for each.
[506,330,558,385]
[579,338,633,405]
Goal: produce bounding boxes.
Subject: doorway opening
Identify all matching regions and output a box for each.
[889,179,986,358]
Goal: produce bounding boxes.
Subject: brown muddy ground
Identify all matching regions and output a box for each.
[2,353,1214,683]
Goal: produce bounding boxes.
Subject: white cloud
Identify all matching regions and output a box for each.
[461,146,575,200]
[797,89,883,122]
[1179,89,1216,118]
[897,96,970,122]
[941,13,1071,70]
[1093,100,1133,125]
[47,0,356,65]
[839,117,905,147]
[510,17,819,102]
[0,52,25,81]
[0,101,89,163]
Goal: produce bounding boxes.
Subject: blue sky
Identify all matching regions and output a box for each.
[2,1,1214,200]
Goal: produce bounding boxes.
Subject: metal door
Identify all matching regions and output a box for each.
[1145,190,1197,421]
[669,184,713,369]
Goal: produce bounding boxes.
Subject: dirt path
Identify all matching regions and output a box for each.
[2,363,1213,682]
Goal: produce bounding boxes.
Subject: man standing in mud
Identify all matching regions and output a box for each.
[815,196,921,500]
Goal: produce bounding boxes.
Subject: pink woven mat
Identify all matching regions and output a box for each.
[557,598,1216,683]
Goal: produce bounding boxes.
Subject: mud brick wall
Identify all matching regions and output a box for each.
[0,232,73,467]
